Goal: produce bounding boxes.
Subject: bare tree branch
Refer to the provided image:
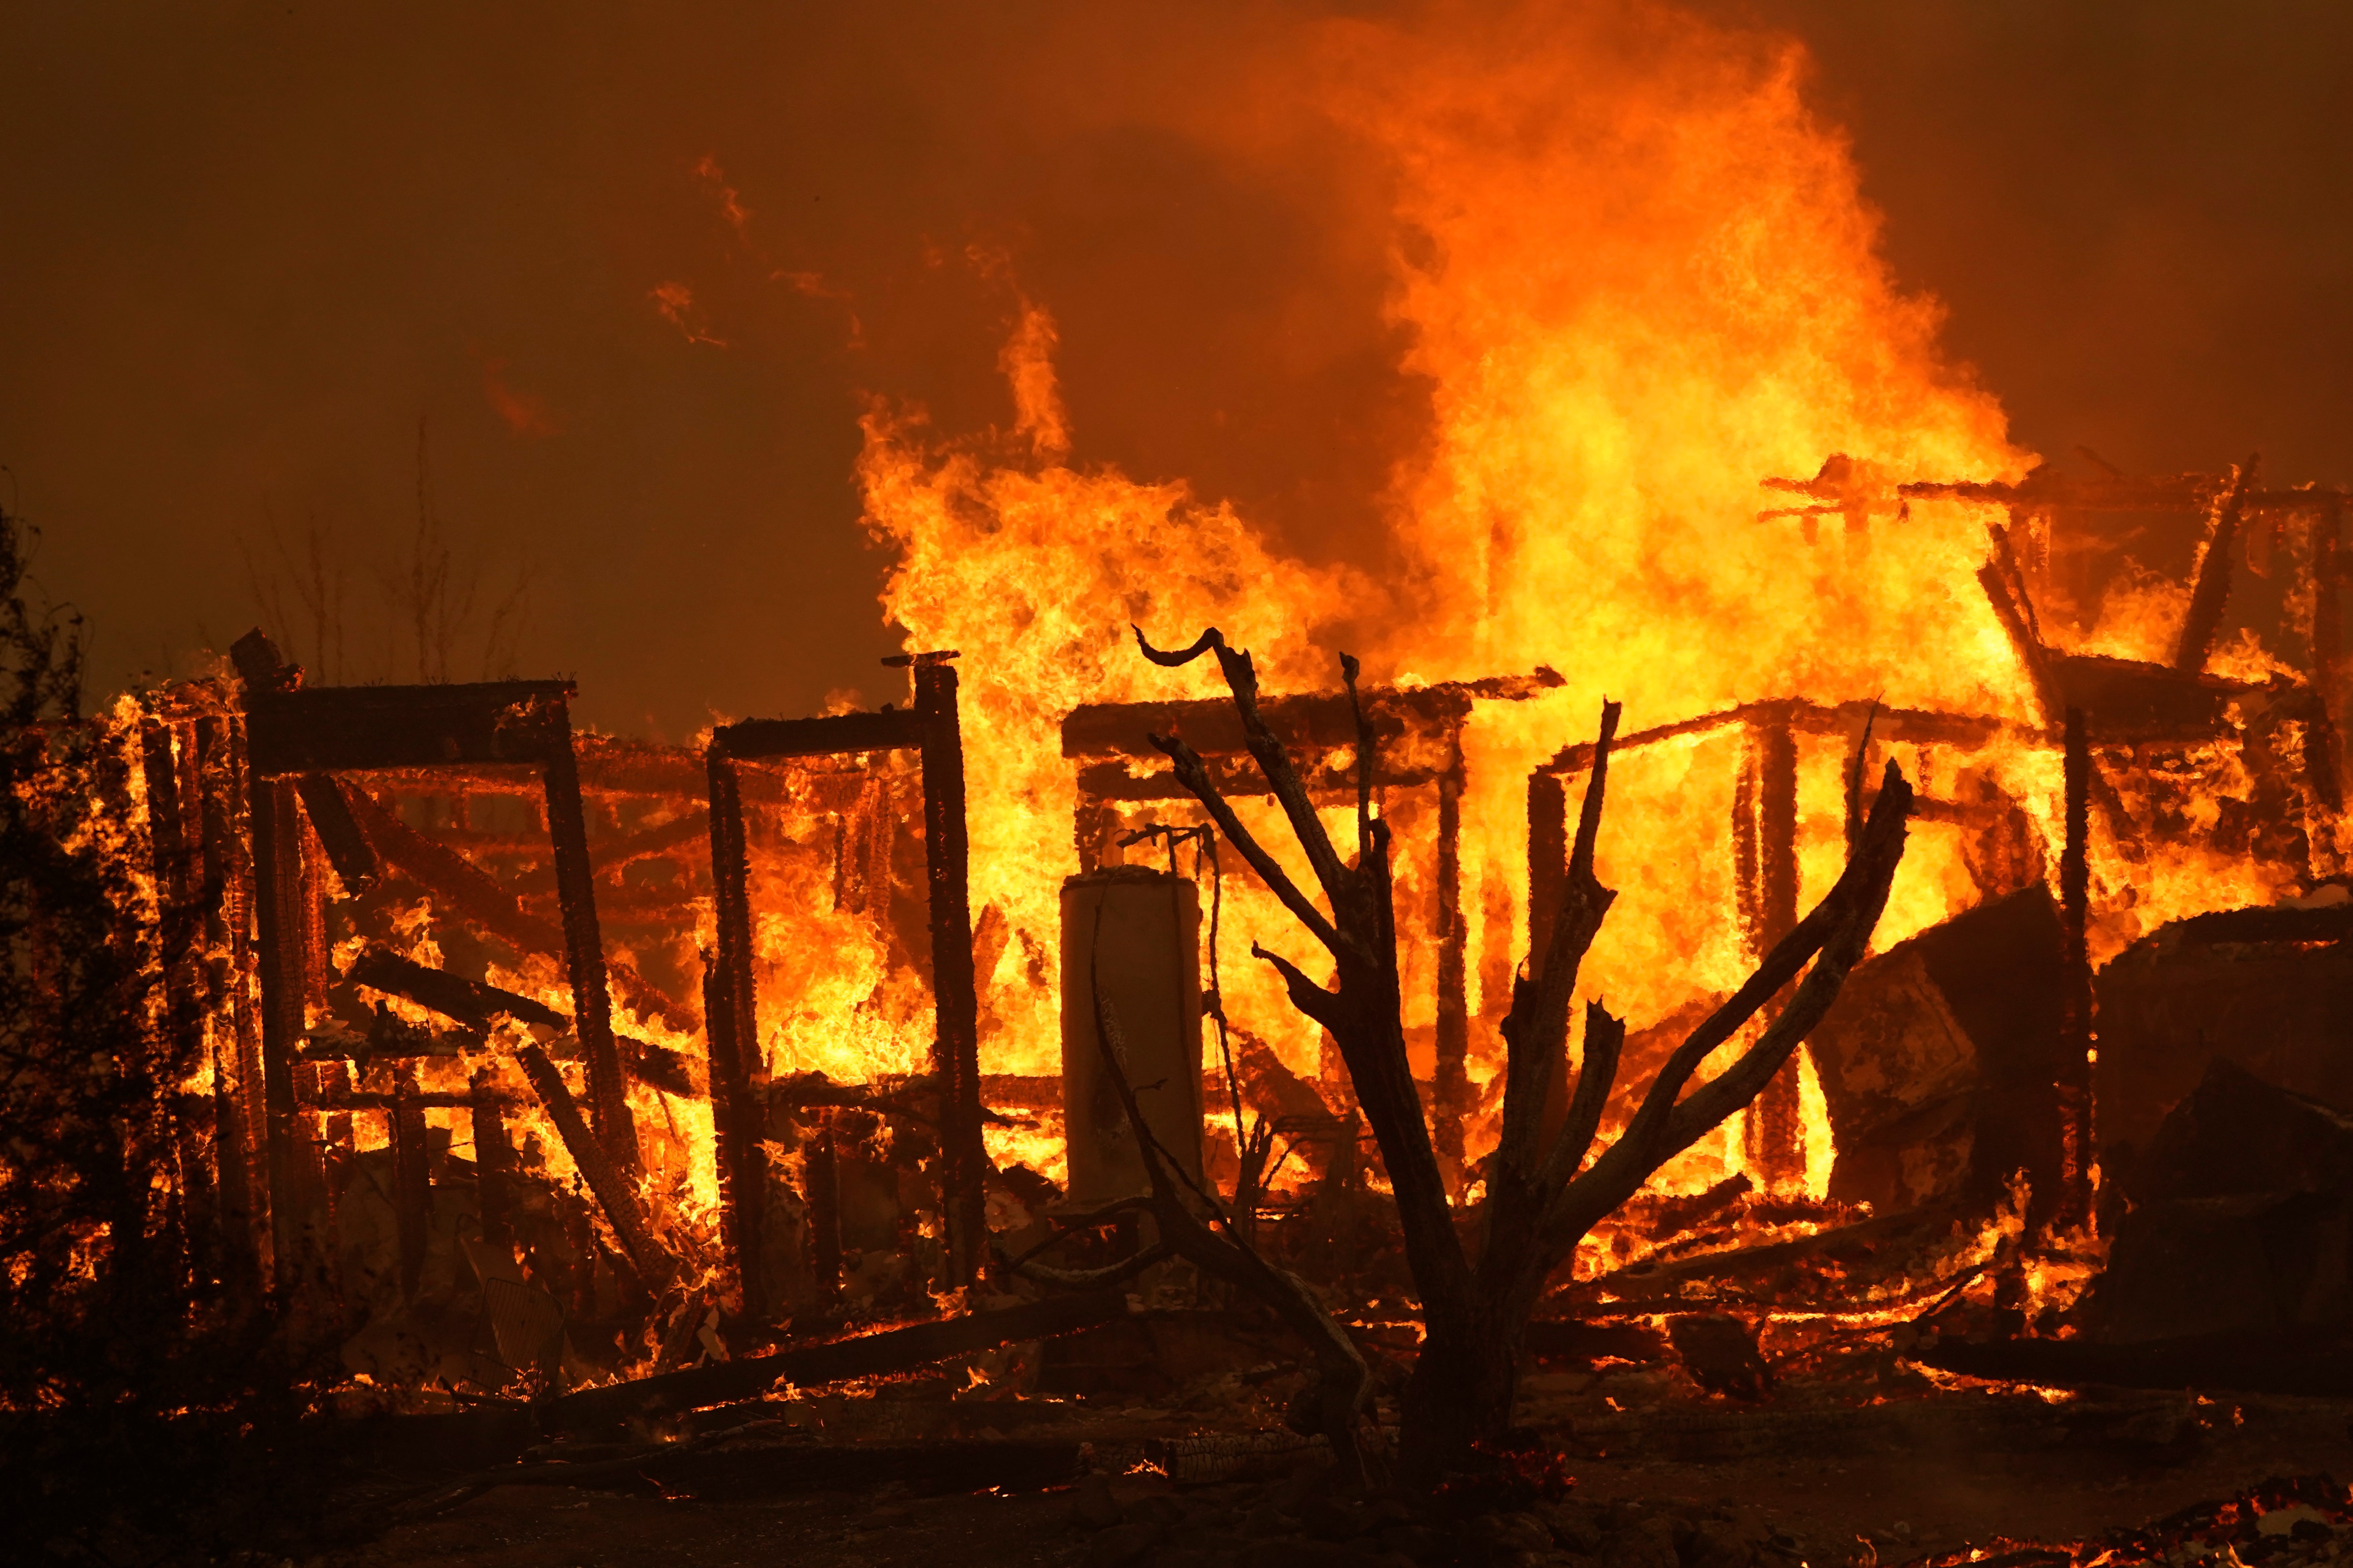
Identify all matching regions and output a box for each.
[1152,732,1340,951]
[1136,626,1354,920]
[1536,999,1626,1194]
[1530,760,1912,1281]
[1495,700,1619,1190]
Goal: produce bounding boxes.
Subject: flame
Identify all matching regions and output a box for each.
[859,325,1361,1078]
[857,1,2038,1198]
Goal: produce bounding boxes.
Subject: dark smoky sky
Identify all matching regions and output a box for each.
[2,2,2347,734]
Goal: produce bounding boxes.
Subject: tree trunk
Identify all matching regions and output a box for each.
[1400,1304,1521,1483]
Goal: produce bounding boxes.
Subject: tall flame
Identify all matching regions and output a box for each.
[863,0,2034,1131]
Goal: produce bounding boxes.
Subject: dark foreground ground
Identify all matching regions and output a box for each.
[300,1380,2353,1568]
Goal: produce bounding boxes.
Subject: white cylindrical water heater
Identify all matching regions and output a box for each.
[1060,866,1204,1205]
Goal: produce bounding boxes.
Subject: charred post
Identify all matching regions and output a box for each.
[1433,728,1471,1167]
[141,721,217,1286]
[538,699,637,1176]
[470,1066,519,1259]
[914,656,987,1287]
[1526,772,1570,1140]
[195,714,266,1293]
[1737,715,1805,1190]
[390,1064,430,1299]
[700,745,768,1318]
[230,630,339,1294]
[2316,498,2344,691]
[2312,498,2348,810]
[246,769,307,1290]
[296,807,329,1009]
[806,1107,843,1303]
[2058,706,2095,1224]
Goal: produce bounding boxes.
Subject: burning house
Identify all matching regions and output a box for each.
[16,432,2353,1553]
[9,4,2353,1564]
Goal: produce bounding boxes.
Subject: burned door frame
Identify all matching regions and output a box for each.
[1060,670,1560,1168]
[703,652,984,1305]
[231,631,636,1292]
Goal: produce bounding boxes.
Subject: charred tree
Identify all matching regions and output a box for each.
[1130,626,1911,1488]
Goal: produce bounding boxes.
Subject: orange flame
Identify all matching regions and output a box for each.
[853,3,2046,1201]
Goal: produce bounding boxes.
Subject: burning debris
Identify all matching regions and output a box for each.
[9,429,2353,1562]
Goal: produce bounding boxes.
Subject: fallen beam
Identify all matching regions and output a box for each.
[1919,1330,2353,1399]
[338,782,689,1032]
[294,774,378,894]
[512,1040,674,1295]
[2175,455,2260,674]
[540,1289,1131,1431]
[347,945,565,1031]
[343,945,702,1096]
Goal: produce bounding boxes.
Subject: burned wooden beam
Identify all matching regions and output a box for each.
[347,944,567,1030]
[1062,671,1561,763]
[1073,753,1445,805]
[717,707,925,763]
[335,784,687,1034]
[2174,454,2260,673]
[339,944,699,1094]
[141,720,216,1287]
[1918,1330,2353,1399]
[915,658,987,1288]
[540,1288,1130,1431]
[702,746,768,1320]
[2314,498,2344,728]
[539,711,636,1175]
[1433,729,1470,1165]
[470,1066,520,1257]
[195,713,267,1294]
[2047,651,2274,744]
[240,677,575,774]
[1975,528,2066,725]
[390,1065,430,1299]
[1541,696,2021,777]
[1900,469,2346,516]
[301,1007,481,1064]
[1736,717,1804,1191]
[591,807,709,870]
[234,629,315,1294]
[2057,707,2094,1225]
[303,1084,522,1111]
[512,1040,672,1294]
[293,773,378,894]
[249,770,308,1290]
